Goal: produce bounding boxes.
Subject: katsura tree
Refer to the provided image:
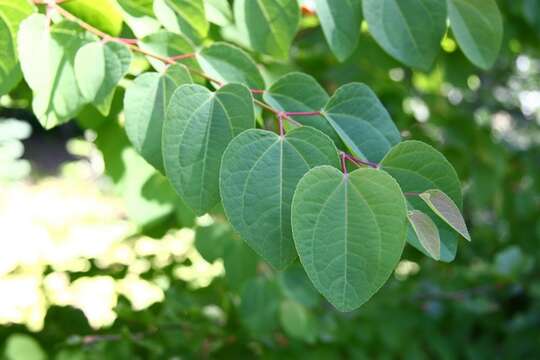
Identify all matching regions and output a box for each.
[2,0,504,312]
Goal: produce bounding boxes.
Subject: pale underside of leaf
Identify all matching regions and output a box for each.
[408,210,441,260]
[420,189,471,241]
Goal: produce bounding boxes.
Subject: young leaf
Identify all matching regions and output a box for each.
[205,0,232,26]
[408,210,441,260]
[138,31,198,73]
[380,140,462,262]
[197,42,265,90]
[292,166,407,312]
[220,127,340,270]
[0,0,33,95]
[363,0,447,71]
[18,15,94,129]
[163,83,255,215]
[279,300,315,341]
[263,72,343,147]
[322,83,401,162]
[124,64,192,172]
[234,0,300,60]
[447,0,503,70]
[60,0,124,36]
[153,0,209,45]
[315,0,362,61]
[419,189,471,241]
[75,41,132,116]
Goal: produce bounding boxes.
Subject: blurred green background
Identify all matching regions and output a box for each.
[1,0,539,358]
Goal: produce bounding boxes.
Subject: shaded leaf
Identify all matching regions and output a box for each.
[163,83,255,215]
[292,166,407,311]
[234,0,300,60]
[447,0,503,69]
[197,42,265,90]
[263,72,343,147]
[380,140,462,262]
[240,277,281,335]
[363,0,447,71]
[315,0,362,61]
[220,127,339,269]
[322,83,401,162]
[124,64,192,172]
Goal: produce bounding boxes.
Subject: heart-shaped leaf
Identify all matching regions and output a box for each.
[263,72,342,147]
[322,83,401,162]
[163,83,255,215]
[197,42,265,90]
[124,64,192,172]
[447,0,503,70]
[363,0,447,71]
[234,0,300,60]
[220,127,339,269]
[75,41,132,116]
[18,15,94,129]
[315,0,362,61]
[380,140,462,262]
[407,210,441,260]
[153,0,209,44]
[0,0,33,95]
[419,189,471,241]
[292,166,407,311]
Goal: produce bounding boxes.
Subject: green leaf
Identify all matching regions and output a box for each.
[223,234,258,290]
[195,222,233,262]
[407,210,441,260]
[240,277,281,335]
[380,140,463,262]
[18,15,94,129]
[291,166,407,311]
[153,0,209,44]
[315,0,362,61]
[205,0,232,26]
[263,72,343,147]
[163,83,255,215]
[138,30,198,73]
[280,300,316,342]
[60,0,124,36]
[124,64,192,172]
[0,0,33,95]
[220,127,340,269]
[278,263,320,308]
[363,0,447,71]
[322,83,401,162]
[117,0,161,38]
[419,189,471,241]
[447,0,503,69]
[197,42,265,90]
[234,0,300,60]
[4,334,46,360]
[74,41,132,116]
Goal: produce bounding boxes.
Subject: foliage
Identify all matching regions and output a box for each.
[1,0,539,358]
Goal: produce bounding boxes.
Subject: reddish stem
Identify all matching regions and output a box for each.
[343,153,379,169]
[169,53,196,61]
[285,111,321,116]
[340,153,348,175]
